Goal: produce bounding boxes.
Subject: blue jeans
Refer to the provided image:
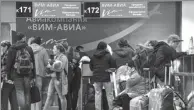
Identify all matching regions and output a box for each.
[43,78,67,110]
[1,82,18,110]
[94,82,114,110]
[14,77,31,110]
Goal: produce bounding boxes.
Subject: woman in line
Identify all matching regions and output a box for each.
[43,43,68,110]
[89,41,116,110]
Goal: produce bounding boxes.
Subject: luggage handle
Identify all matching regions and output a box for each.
[143,68,150,71]
[143,68,151,90]
[143,63,171,89]
[143,68,150,82]
[165,63,171,86]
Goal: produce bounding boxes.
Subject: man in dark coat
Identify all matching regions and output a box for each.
[150,34,187,86]
[113,38,135,68]
[70,46,87,110]
[90,41,116,110]
[5,33,36,110]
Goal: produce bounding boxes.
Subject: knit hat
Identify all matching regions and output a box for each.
[97,41,107,50]
[16,32,25,41]
[118,38,129,47]
[75,46,84,52]
[32,36,42,45]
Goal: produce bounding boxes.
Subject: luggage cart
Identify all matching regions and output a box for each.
[79,62,93,110]
[106,68,118,97]
[172,55,194,110]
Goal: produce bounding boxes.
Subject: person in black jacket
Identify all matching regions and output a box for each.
[149,34,187,86]
[112,38,135,68]
[61,40,74,110]
[71,48,82,110]
[90,41,116,110]
[1,41,18,110]
[5,33,36,110]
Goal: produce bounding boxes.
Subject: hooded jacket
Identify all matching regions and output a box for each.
[30,43,49,77]
[152,41,186,82]
[112,47,135,68]
[5,41,35,80]
[90,50,116,82]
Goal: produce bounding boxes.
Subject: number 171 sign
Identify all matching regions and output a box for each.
[16,2,32,17]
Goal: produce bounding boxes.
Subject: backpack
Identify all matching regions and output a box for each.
[133,48,156,78]
[14,48,33,75]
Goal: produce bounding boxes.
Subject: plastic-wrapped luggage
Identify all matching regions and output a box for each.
[128,68,151,110]
[130,95,149,110]
[148,87,174,110]
[148,64,174,110]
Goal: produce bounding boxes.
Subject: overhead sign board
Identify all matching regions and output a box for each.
[32,2,81,18]
[100,2,148,18]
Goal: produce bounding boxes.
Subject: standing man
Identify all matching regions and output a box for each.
[1,41,18,110]
[61,40,74,110]
[5,33,36,110]
[149,34,187,86]
[29,36,49,110]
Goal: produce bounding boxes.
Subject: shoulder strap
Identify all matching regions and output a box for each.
[16,49,22,59]
[64,68,68,75]
[24,48,31,55]
[67,46,70,52]
[66,46,72,53]
[1,50,7,60]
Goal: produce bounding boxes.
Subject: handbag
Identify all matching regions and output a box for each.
[30,81,41,103]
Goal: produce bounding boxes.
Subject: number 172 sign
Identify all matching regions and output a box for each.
[84,2,100,18]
